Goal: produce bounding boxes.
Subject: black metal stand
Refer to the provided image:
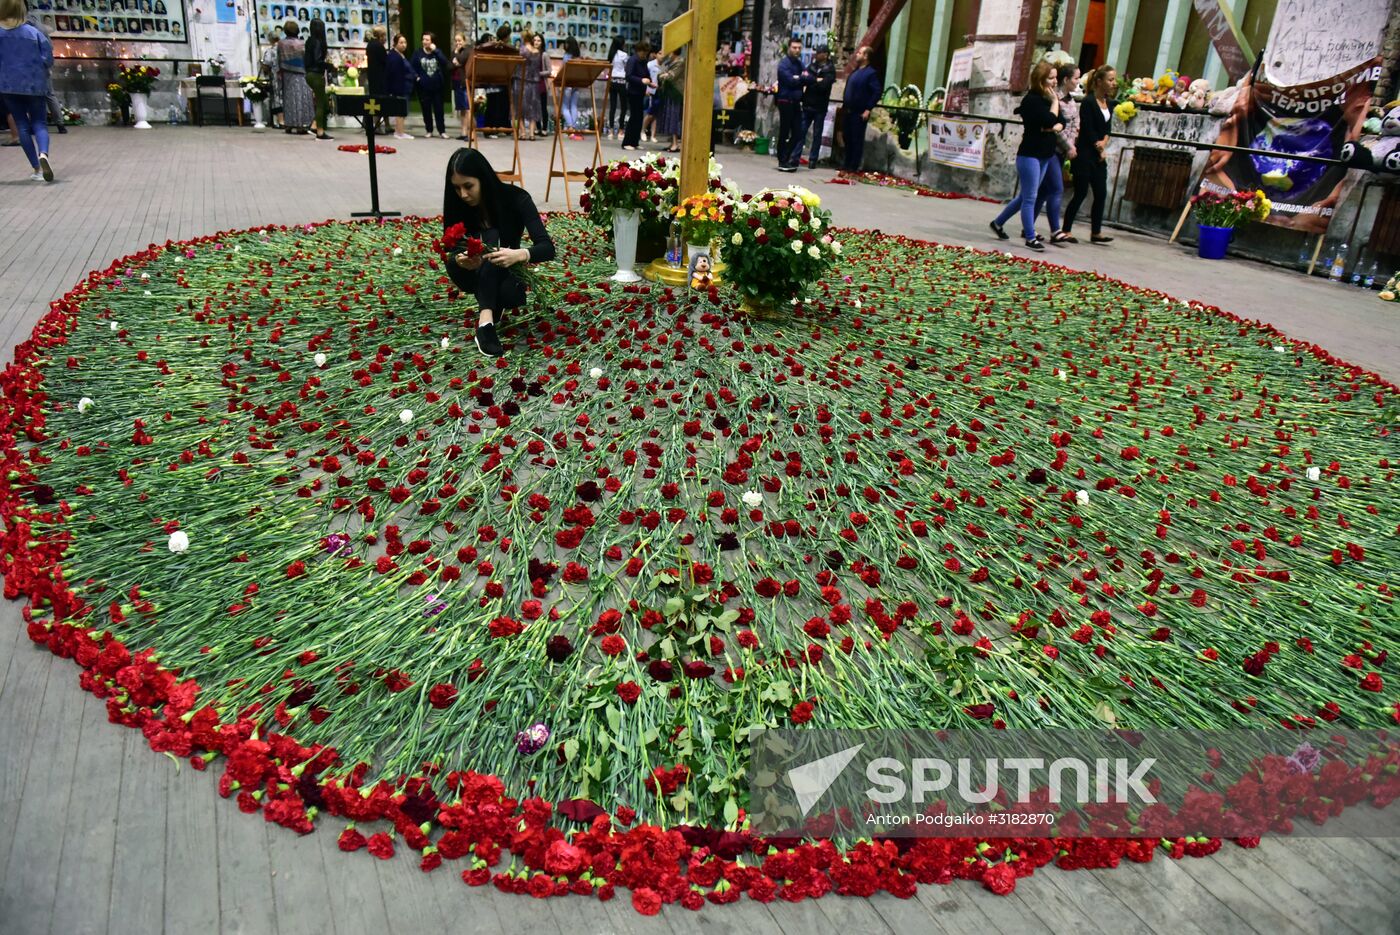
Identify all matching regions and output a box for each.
[337,95,405,219]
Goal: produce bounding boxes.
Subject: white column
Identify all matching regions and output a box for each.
[1203,0,1249,88]
[1068,0,1092,59]
[923,0,956,94]
[884,6,910,89]
[1105,0,1141,72]
[1155,0,1195,75]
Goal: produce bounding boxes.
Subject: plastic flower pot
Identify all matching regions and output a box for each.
[1197,224,1232,259]
[754,136,770,155]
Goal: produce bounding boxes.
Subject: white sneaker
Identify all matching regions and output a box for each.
[38,153,53,181]
[439,132,449,139]
[394,132,413,140]
[29,171,43,181]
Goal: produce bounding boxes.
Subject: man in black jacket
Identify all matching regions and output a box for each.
[794,45,834,168]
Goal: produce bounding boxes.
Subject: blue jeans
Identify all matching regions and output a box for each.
[2,94,48,171]
[994,155,1059,241]
[562,87,579,127]
[795,107,825,166]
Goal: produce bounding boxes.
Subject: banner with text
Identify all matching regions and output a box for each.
[1201,57,1379,233]
[926,115,988,171]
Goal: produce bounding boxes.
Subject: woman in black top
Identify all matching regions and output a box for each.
[443,148,556,357]
[365,25,388,95]
[1058,65,1116,244]
[619,39,653,149]
[304,18,333,140]
[989,59,1063,251]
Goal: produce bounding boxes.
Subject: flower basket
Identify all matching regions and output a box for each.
[725,186,841,311]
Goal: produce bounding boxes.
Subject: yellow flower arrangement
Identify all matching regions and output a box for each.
[788,185,821,209]
[673,193,731,245]
[1113,100,1137,124]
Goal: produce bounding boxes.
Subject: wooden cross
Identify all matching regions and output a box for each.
[662,0,744,201]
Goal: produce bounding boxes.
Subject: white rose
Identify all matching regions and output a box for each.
[399,409,414,424]
[810,218,822,230]
[440,337,450,350]
[314,352,327,367]
[831,242,842,255]
[742,490,763,508]
[392,247,403,256]
[589,367,604,380]
[1075,490,1090,505]
[808,246,821,258]
[791,241,803,253]
[731,232,743,245]
[787,218,799,230]
[167,530,190,553]
[1306,466,1321,481]
[77,397,94,413]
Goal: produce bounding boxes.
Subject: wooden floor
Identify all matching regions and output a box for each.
[1,127,1398,935]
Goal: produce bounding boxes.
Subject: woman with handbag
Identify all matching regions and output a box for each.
[988,59,1063,251]
[303,17,334,140]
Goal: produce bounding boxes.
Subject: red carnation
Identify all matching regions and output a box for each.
[982,862,1017,895]
[616,680,641,704]
[366,832,395,859]
[631,887,663,915]
[1360,672,1384,692]
[429,683,458,708]
[790,700,815,724]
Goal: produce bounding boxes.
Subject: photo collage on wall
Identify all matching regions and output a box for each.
[476,1,642,57]
[33,0,189,42]
[789,5,833,68]
[256,1,388,48]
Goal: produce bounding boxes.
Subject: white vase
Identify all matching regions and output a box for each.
[131,92,152,129]
[251,99,266,130]
[611,208,642,282]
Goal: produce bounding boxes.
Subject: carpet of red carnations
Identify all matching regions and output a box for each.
[1,213,1396,915]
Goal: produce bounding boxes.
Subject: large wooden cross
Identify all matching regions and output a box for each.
[661,0,744,201]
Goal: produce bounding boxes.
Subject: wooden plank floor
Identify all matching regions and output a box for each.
[0,127,1397,935]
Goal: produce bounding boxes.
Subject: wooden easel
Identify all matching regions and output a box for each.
[467,53,528,186]
[546,58,610,208]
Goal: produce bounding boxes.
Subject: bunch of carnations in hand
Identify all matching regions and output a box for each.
[434,223,486,265]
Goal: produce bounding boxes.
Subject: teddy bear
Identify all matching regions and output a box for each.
[1183,78,1211,111]
[1341,100,1400,173]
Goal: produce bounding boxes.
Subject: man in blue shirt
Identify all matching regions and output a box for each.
[841,45,880,173]
[774,36,805,172]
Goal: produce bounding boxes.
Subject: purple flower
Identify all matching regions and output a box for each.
[424,594,448,617]
[323,533,353,556]
[515,723,551,755]
[1286,742,1321,775]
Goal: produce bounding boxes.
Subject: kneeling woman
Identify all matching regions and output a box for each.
[442,148,556,357]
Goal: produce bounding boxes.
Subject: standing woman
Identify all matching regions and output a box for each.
[517,28,541,140]
[277,20,315,135]
[365,24,387,132]
[606,35,626,138]
[619,39,651,150]
[560,35,580,130]
[412,32,450,139]
[442,147,556,358]
[1058,66,1115,244]
[533,34,549,137]
[653,49,683,153]
[262,26,285,128]
[303,17,334,140]
[0,0,54,181]
[451,32,472,140]
[988,59,1063,251]
[387,33,415,139]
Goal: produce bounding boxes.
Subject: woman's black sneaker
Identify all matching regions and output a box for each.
[1025,238,1045,251]
[989,220,1009,240]
[475,322,504,357]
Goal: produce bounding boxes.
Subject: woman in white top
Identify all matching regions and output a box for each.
[606,35,626,137]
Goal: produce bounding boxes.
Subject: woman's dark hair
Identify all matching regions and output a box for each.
[633,39,650,56]
[282,19,299,36]
[495,23,511,41]
[444,148,511,233]
[308,16,325,40]
[478,32,492,44]
[564,35,580,57]
[606,35,624,59]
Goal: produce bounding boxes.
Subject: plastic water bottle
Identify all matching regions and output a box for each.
[667,219,684,268]
[1329,242,1348,282]
[1350,254,1365,287]
[1364,260,1379,290]
[1297,245,1312,271]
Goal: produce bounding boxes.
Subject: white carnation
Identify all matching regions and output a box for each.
[314,352,327,367]
[1056,370,1067,382]
[77,397,94,413]
[440,337,450,350]
[1075,490,1090,505]
[392,247,403,256]
[589,367,604,380]
[1272,346,1286,353]
[167,530,190,553]
[141,272,150,280]
[742,490,763,508]
[1306,466,1321,481]
[399,409,414,424]
[110,321,119,331]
